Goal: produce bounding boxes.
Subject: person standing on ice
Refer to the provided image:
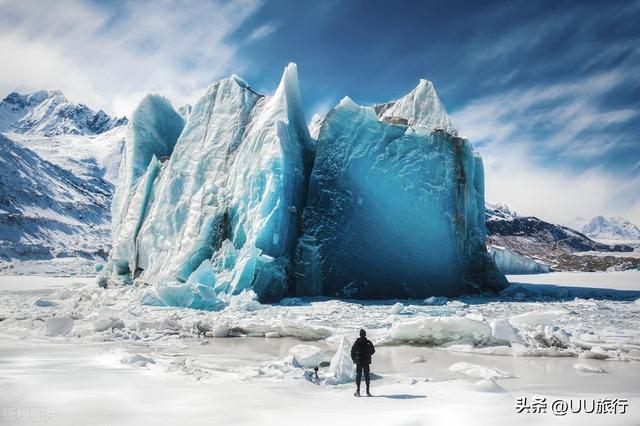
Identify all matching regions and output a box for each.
[351,329,375,397]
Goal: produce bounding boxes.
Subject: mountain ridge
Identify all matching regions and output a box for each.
[582,215,640,241]
[0,90,127,137]
[486,203,639,272]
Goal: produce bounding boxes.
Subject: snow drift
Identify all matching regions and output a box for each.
[103,63,506,306]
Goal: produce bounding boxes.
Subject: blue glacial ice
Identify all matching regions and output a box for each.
[297,87,505,298]
[108,95,185,277]
[107,64,314,306]
[103,64,506,308]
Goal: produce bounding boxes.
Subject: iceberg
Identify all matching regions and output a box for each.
[105,64,313,305]
[109,95,185,276]
[104,63,506,307]
[288,344,324,368]
[297,84,505,298]
[389,317,493,346]
[44,316,74,337]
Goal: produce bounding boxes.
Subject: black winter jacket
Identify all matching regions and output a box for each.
[351,337,375,365]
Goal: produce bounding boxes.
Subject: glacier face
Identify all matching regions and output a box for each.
[109,95,185,276]
[297,91,503,298]
[106,64,314,306]
[488,245,550,275]
[105,65,505,307]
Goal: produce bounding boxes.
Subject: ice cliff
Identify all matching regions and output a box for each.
[297,86,504,298]
[102,64,506,307]
[488,245,550,275]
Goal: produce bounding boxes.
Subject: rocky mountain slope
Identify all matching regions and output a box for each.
[0,134,111,260]
[0,90,126,136]
[486,203,639,272]
[0,90,127,271]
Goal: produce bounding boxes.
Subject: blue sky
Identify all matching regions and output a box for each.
[0,0,638,224]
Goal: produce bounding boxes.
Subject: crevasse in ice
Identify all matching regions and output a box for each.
[104,64,506,307]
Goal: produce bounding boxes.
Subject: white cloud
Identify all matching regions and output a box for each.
[480,143,640,226]
[247,24,276,41]
[452,70,640,226]
[0,0,262,116]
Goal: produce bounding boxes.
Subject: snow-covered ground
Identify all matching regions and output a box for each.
[0,257,100,277]
[0,272,638,425]
[507,271,640,291]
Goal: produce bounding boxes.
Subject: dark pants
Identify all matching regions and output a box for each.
[355,364,370,391]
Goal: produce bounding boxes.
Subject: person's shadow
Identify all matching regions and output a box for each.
[369,394,426,400]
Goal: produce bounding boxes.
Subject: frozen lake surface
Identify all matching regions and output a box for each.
[0,272,638,425]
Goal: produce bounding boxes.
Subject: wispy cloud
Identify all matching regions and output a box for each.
[0,0,262,115]
[452,67,640,225]
[479,142,640,225]
[247,23,276,41]
[454,70,638,154]
[447,1,640,225]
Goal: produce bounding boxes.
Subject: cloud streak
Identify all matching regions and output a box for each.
[452,68,640,225]
[445,0,640,226]
[0,0,262,115]
[247,24,276,41]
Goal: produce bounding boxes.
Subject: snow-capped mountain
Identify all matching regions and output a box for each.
[486,203,638,272]
[0,90,126,136]
[0,90,127,270]
[0,134,111,261]
[581,216,640,241]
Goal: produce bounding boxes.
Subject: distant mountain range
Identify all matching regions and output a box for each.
[0,90,126,136]
[486,203,639,272]
[571,216,640,241]
[0,90,127,267]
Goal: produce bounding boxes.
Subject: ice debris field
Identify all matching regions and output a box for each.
[0,272,639,424]
[3,272,639,360]
[103,63,505,309]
